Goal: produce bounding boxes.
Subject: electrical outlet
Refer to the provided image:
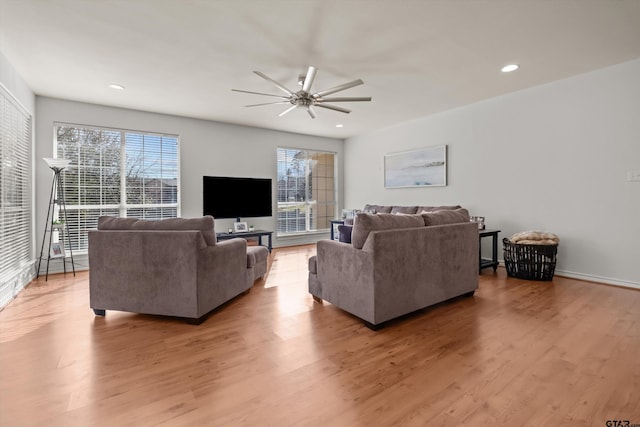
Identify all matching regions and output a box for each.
[628,170,640,182]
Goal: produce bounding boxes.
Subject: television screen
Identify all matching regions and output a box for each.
[203,176,272,219]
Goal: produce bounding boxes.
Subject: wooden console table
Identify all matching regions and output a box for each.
[479,229,500,272]
[216,229,273,252]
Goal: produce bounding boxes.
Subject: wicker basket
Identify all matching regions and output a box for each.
[502,238,558,281]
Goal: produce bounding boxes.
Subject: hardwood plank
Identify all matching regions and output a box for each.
[0,244,639,426]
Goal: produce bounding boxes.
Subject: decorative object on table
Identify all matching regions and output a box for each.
[232,66,372,119]
[470,216,485,229]
[384,144,447,188]
[227,227,233,233]
[37,158,75,281]
[249,224,255,231]
[234,222,248,233]
[503,231,560,281]
[50,242,64,258]
[341,209,356,220]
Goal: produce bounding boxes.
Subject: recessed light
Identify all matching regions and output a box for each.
[336,124,344,128]
[108,84,125,90]
[501,64,519,73]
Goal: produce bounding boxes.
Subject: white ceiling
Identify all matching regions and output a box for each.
[2,0,640,139]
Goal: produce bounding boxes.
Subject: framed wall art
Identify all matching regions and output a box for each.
[384,145,447,188]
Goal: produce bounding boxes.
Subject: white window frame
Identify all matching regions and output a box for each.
[54,123,180,254]
[276,147,337,236]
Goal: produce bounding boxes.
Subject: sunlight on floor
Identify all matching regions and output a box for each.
[264,245,317,334]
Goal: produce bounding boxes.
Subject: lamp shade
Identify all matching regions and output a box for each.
[43,158,71,170]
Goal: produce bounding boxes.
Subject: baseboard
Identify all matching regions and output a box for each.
[553,269,640,291]
[495,260,640,291]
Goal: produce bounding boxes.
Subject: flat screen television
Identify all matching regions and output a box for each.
[203,176,272,219]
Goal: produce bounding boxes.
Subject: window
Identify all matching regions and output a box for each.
[55,124,179,253]
[0,85,33,308]
[276,147,336,235]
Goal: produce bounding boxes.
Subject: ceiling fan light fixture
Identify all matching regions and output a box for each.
[501,64,520,73]
[233,67,371,119]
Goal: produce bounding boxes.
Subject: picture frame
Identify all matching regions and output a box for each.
[471,216,486,230]
[384,144,447,188]
[233,222,248,233]
[50,242,65,258]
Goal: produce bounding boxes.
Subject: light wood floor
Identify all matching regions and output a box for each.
[1,244,639,427]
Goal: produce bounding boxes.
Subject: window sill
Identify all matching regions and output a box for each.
[276,230,329,239]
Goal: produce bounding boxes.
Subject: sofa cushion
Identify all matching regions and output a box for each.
[363,204,392,214]
[247,245,269,268]
[417,205,462,213]
[308,255,317,274]
[97,215,217,246]
[422,208,470,226]
[391,206,418,214]
[351,213,424,249]
[97,216,138,230]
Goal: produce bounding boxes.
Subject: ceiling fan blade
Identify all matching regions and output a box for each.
[301,66,318,93]
[314,103,351,114]
[232,89,290,99]
[307,105,316,119]
[317,96,372,102]
[278,105,298,117]
[254,71,295,96]
[313,79,364,97]
[245,101,292,107]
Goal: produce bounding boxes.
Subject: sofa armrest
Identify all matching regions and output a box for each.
[196,237,252,313]
[314,239,376,321]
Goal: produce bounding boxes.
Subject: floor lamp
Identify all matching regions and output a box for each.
[37,158,75,280]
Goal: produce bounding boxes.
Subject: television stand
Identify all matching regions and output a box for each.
[216,229,273,252]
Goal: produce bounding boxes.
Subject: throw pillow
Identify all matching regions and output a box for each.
[338,225,353,243]
[390,206,418,214]
[509,231,559,245]
[418,205,462,213]
[363,204,392,213]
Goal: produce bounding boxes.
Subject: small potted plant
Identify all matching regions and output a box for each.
[52,219,65,229]
[249,224,255,231]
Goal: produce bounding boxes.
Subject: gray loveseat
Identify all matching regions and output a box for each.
[309,207,478,329]
[88,216,269,324]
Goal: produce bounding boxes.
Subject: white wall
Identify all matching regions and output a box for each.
[0,50,35,113]
[345,59,640,288]
[35,97,344,270]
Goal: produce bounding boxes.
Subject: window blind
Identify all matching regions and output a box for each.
[276,147,336,236]
[0,85,33,308]
[55,124,179,253]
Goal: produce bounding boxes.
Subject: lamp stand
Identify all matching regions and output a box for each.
[36,166,75,281]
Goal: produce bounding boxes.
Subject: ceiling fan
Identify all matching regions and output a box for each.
[232,66,372,119]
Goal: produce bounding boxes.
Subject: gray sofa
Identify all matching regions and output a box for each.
[88,216,269,324]
[309,207,478,329]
